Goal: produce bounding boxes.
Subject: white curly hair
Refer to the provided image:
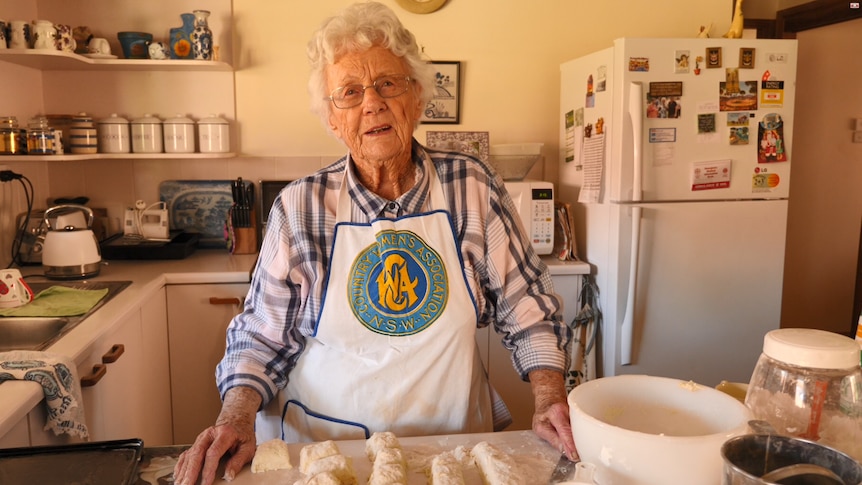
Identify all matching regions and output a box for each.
[306,1,435,130]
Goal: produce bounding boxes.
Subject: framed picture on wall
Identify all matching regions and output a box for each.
[422,61,461,124]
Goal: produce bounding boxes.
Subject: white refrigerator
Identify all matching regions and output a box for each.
[558,37,798,386]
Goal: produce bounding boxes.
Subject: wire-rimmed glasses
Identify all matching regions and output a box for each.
[328,74,413,109]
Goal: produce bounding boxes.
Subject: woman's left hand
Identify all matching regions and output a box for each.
[529,369,578,460]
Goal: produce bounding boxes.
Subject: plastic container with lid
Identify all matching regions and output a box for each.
[197,114,230,153]
[131,114,163,154]
[745,328,862,461]
[163,114,195,153]
[97,113,131,154]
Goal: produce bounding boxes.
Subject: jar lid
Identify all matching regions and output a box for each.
[197,114,228,125]
[164,114,195,124]
[98,113,130,124]
[762,328,860,369]
[131,113,162,124]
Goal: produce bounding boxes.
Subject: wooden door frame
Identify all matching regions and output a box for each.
[742,0,862,38]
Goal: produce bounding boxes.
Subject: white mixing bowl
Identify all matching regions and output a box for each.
[568,374,752,485]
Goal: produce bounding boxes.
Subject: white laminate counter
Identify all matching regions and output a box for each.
[0,250,259,441]
[0,251,587,443]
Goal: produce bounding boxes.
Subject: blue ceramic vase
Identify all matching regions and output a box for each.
[169,13,194,60]
[191,10,213,60]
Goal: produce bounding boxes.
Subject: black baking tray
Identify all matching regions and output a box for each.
[100,231,200,260]
[0,438,144,485]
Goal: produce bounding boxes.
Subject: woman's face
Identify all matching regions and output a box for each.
[325,45,423,165]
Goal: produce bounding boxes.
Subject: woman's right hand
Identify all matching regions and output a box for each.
[172,387,262,485]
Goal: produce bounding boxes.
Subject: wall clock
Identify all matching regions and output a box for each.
[395,0,447,14]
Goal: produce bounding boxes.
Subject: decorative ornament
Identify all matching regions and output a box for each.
[395,0,447,14]
[723,0,745,38]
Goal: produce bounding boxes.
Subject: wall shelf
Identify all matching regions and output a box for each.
[0,49,232,72]
[0,152,236,161]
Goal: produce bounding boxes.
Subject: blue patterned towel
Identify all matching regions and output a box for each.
[0,350,88,439]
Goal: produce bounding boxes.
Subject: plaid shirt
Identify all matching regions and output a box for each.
[217,139,571,413]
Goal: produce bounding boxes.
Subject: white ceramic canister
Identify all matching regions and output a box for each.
[197,114,230,153]
[163,114,195,153]
[97,113,131,153]
[131,114,163,153]
[69,112,98,154]
[31,20,56,50]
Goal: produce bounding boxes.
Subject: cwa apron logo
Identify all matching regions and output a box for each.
[349,229,448,336]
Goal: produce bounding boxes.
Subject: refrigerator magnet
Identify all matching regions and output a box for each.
[629,57,649,72]
[739,47,755,69]
[675,50,690,74]
[691,159,731,191]
[706,47,722,68]
[760,80,785,108]
[757,113,788,163]
[752,166,780,192]
[729,126,750,145]
[694,55,704,75]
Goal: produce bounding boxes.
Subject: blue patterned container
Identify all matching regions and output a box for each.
[169,12,194,60]
[191,10,213,60]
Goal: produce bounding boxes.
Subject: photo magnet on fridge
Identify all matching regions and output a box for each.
[758,113,788,163]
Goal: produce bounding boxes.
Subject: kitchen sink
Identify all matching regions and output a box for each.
[0,280,131,352]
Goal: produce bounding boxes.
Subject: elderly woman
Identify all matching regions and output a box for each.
[173,3,574,484]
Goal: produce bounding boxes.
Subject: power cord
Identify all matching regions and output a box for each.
[127,200,169,241]
[1,170,35,269]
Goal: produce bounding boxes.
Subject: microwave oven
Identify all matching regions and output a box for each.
[503,180,554,255]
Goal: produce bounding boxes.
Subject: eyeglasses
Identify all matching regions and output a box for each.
[328,74,413,109]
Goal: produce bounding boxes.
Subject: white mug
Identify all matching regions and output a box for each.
[0,269,33,309]
[88,37,110,55]
[8,20,30,49]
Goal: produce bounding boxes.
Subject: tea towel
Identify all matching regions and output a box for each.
[0,286,108,317]
[0,350,88,438]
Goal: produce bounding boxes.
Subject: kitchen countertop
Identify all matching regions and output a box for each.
[134,430,561,484]
[0,251,587,443]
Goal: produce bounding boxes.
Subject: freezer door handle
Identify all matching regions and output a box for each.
[628,82,644,202]
[620,206,642,366]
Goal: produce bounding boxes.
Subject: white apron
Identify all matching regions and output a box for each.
[256,157,493,443]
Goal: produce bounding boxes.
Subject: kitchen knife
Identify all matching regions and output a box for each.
[548,453,580,484]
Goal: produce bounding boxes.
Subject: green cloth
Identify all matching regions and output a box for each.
[0,286,109,317]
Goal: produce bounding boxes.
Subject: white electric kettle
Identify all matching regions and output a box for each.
[41,204,101,279]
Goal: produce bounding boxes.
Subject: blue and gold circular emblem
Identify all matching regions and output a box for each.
[348,230,448,336]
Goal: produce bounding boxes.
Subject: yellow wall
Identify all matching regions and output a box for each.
[234,0,733,166]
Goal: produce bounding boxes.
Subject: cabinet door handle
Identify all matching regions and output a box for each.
[209,297,244,306]
[102,344,125,364]
[80,364,107,387]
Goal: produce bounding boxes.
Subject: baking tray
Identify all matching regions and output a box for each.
[0,438,144,485]
[100,231,200,260]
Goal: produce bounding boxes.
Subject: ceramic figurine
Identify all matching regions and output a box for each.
[72,26,92,54]
[723,0,744,38]
[148,41,169,60]
[191,10,213,60]
[169,12,195,60]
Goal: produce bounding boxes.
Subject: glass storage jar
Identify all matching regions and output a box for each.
[745,328,862,461]
[0,116,24,155]
[26,116,56,155]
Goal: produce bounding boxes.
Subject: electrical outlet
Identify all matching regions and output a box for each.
[854,131,862,144]
[855,118,862,131]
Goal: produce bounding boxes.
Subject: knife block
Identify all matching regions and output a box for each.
[229,208,258,255]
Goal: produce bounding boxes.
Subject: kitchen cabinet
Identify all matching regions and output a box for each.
[0,0,236,160]
[76,287,172,445]
[167,283,248,445]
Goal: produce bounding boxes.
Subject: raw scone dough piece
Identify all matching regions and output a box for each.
[305,454,357,485]
[428,451,466,485]
[366,432,407,485]
[365,431,401,461]
[368,462,408,485]
[470,441,520,485]
[303,471,341,485]
[251,438,293,473]
[299,440,341,474]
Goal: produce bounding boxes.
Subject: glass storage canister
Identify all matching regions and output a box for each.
[69,113,98,154]
[745,328,862,462]
[0,116,25,155]
[27,116,55,155]
[131,114,163,154]
[197,114,230,153]
[97,113,131,154]
[163,114,195,153]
